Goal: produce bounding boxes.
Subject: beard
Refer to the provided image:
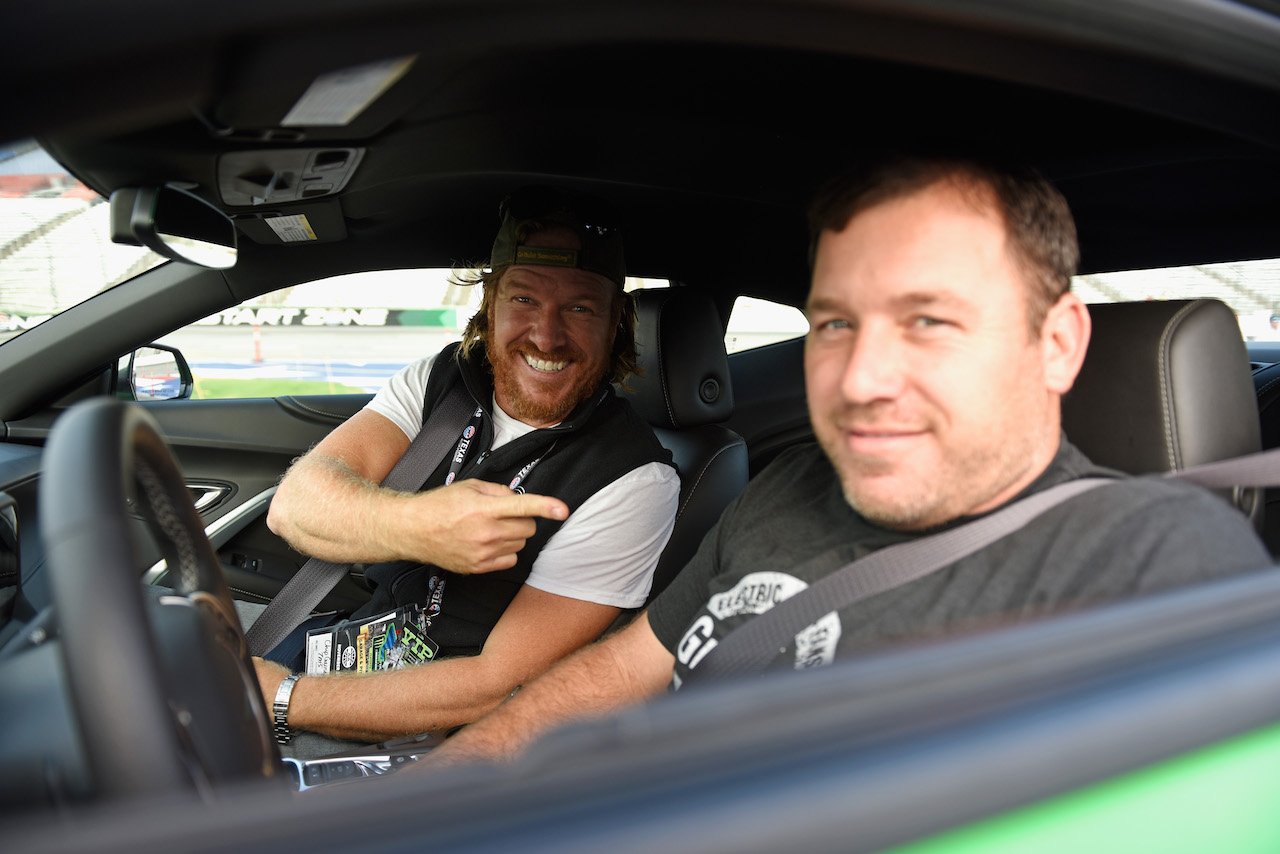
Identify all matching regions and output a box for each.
[814,400,1041,531]
[489,340,608,426]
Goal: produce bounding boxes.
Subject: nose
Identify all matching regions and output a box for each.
[838,321,905,404]
[526,303,568,352]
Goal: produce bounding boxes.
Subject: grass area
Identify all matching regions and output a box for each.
[192,377,368,399]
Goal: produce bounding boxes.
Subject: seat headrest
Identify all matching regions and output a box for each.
[620,288,734,429]
[1062,299,1260,474]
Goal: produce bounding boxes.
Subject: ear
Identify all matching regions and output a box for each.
[1040,292,1090,395]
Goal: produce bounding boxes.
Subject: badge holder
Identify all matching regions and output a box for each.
[304,604,440,676]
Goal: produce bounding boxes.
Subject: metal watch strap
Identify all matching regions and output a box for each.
[273,673,301,745]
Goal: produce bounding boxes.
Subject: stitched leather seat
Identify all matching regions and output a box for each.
[1062,298,1262,527]
[620,288,749,602]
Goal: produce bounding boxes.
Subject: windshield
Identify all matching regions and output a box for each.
[0,140,165,346]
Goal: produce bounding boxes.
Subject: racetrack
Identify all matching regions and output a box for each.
[164,326,462,393]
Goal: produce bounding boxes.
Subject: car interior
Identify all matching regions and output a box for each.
[3,0,1280,848]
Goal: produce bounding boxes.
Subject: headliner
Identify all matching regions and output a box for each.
[12,0,1280,307]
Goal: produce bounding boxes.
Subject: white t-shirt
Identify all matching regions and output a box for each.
[367,352,680,608]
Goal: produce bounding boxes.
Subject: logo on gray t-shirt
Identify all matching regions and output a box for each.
[673,571,842,689]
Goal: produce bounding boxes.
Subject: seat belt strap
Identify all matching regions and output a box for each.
[244,382,474,657]
[1162,445,1280,489]
[699,442,1280,681]
[693,477,1115,681]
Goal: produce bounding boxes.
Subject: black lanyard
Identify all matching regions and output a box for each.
[507,439,558,492]
[443,406,558,493]
[444,406,485,486]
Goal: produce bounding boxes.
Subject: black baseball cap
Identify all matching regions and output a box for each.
[490,186,626,288]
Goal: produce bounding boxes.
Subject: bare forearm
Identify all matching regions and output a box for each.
[424,628,673,767]
[253,587,621,748]
[269,454,418,564]
[269,451,569,574]
[289,657,513,741]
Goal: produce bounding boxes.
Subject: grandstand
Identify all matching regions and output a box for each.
[1076,262,1280,314]
[0,198,159,321]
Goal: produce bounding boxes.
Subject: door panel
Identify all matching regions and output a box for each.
[8,393,375,612]
[149,394,373,609]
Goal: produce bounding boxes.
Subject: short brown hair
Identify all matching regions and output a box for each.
[808,156,1080,333]
[454,265,640,385]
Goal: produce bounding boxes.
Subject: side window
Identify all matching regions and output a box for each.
[725,296,809,354]
[1076,258,1280,341]
[161,272,675,400]
[158,270,481,400]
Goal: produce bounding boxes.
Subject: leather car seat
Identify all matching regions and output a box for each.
[1062,298,1263,529]
[1248,358,1280,552]
[619,288,749,602]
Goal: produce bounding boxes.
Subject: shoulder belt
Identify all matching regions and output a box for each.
[244,381,474,657]
[695,446,1280,681]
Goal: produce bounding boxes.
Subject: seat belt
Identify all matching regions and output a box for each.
[244,383,474,657]
[695,446,1280,681]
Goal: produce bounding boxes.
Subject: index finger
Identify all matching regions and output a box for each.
[492,492,569,522]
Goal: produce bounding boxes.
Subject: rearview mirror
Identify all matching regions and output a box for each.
[110,186,238,269]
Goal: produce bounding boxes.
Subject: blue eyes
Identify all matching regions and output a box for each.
[509,297,597,315]
[812,316,953,334]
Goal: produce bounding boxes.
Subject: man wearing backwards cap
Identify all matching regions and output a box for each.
[255,187,679,750]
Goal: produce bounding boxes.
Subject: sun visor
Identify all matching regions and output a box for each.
[202,56,419,142]
[234,201,347,245]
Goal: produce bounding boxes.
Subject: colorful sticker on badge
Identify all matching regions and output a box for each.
[305,604,440,675]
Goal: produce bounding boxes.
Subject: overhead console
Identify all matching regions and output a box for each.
[217,148,363,246]
[217,147,364,206]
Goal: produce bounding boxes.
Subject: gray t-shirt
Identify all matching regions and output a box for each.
[648,439,1271,689]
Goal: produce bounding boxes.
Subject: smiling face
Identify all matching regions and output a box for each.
[487,227,619,427]
[805,178,1088,530]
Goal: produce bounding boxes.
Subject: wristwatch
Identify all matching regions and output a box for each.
[272,673,302,745]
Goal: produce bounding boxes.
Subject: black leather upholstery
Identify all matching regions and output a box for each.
[1253,361,1280,452]
[1062,298,1262,524]
[620,288,748,601]
[1250,359,1280,552]
[624,287,735,428]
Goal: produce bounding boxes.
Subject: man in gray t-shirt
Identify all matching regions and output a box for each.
[418,155,1270,767]
[649,439,1265,688]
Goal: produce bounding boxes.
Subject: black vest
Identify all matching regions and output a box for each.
[357,342,673,656]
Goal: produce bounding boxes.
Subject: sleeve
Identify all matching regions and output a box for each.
[364,352,438,440]
[645,489,745,653]
[523,462,680,608]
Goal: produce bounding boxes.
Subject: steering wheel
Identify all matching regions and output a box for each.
[39,398,279,799]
